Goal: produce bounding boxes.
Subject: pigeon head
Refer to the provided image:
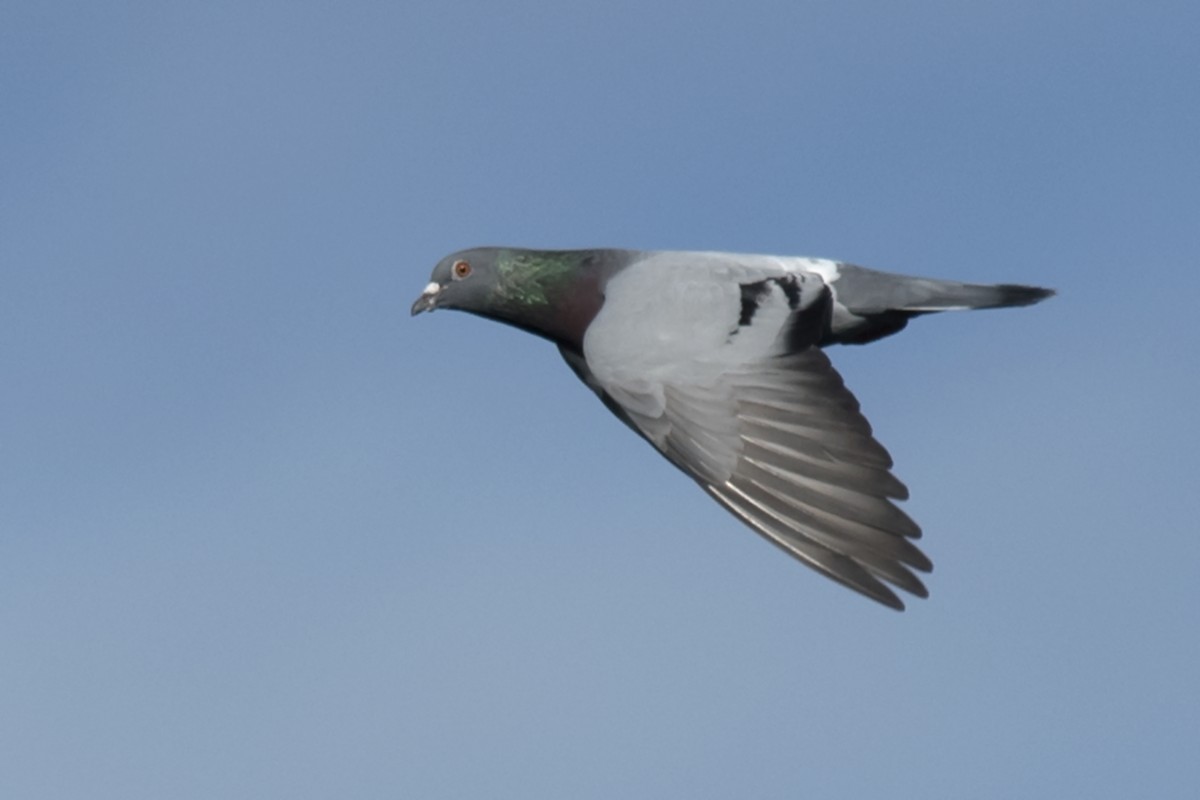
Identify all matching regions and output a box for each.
[411,247,616,349]
[410,247,507,317]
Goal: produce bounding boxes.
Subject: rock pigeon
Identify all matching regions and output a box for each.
[411,248,1053,609]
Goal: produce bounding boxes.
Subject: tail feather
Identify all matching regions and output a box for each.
[822,263,1055,346]
[899,281,1056,312]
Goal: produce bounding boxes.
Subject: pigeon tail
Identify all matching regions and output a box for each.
[893,280,1056,312]
[822,264,1055,345]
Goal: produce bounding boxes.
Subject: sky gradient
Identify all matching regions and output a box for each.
[3,2,1198,798]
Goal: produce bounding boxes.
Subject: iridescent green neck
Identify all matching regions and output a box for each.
[488,248,610,349]
[494,249,588,309]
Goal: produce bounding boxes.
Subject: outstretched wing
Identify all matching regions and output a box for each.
[571,252,931,609]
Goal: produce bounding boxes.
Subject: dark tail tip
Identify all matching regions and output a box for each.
[993,284,1057,307]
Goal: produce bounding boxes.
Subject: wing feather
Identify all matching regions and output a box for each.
[719,478,929,601]
[706,482,907,610]
[584,348,933,608]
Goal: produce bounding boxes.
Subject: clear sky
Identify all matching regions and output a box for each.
[3,2,1198,798]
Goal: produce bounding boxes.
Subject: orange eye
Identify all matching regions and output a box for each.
[452,260,472,280]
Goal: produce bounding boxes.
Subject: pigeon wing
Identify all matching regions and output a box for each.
[575,253,931,608]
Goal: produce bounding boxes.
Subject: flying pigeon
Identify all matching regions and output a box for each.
[411,248,1053,609]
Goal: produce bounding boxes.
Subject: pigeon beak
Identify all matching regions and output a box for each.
[411,282,441,316]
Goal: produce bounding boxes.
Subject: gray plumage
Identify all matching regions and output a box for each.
[412,247,1054,610]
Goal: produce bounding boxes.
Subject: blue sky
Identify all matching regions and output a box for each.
[3,2,1198,797]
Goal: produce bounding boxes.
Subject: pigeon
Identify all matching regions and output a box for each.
[412,248,1053,609]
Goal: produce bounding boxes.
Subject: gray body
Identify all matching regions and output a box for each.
[412,248,1053,609]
